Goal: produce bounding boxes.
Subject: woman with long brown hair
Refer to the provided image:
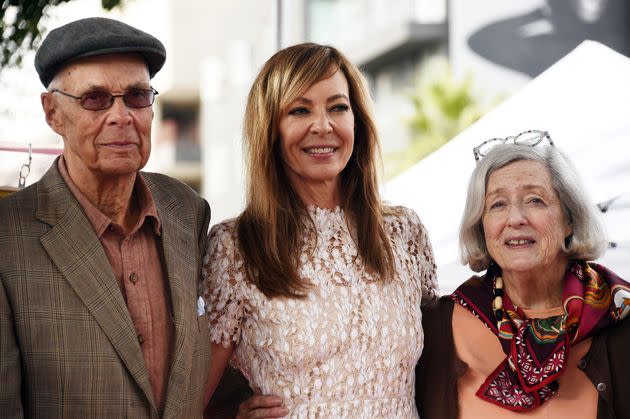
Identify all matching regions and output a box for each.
[201,43,438,418]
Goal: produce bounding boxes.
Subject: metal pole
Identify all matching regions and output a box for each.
[277,0,283,50]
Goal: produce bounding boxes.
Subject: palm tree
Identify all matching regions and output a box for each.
[384,57,486,180]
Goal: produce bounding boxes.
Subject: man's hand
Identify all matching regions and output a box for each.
[236,394,288,419]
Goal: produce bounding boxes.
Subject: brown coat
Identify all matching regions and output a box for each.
[416,297,630,419]
[0,162,212,418]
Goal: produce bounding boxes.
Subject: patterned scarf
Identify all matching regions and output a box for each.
[450,261,630,411]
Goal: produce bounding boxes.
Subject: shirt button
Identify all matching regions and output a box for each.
[129,273,138,284]
[596,382,607,392]
[577,359,587,370]
[137,334,145,345]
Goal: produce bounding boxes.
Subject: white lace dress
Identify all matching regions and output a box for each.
[201,206,438,418]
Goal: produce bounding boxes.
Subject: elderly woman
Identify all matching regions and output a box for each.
[416,130,630,418]
[201,43,438,418]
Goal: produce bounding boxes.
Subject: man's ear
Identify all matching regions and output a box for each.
[41,92,64,136]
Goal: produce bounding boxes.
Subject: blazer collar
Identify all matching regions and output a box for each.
[37,162,201,417]
[144,175,198,417]
[36,160,159,415]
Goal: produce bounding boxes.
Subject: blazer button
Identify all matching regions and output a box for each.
[577,359,587,370]
[138,334,145,345]
[596,382,607,392]
[129,273,139,284]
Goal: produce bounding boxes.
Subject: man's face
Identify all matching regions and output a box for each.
[42,53,154,182]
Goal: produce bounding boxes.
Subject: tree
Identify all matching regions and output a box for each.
[383,57,489,180]
[0,0,122,69]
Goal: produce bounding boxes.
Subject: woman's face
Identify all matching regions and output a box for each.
[482,160,572,277]
[278,69,355,200]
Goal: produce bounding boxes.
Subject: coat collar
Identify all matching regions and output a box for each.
[36,161,199,418]
[143,174,199,417]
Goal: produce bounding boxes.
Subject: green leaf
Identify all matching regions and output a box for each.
[0,0,123,69]
[384,57,492,180]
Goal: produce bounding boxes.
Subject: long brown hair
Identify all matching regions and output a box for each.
[238,43,394,298]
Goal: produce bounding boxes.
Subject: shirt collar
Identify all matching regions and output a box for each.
[58,156,162,237]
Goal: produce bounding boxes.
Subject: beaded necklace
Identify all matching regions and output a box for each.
[492,275,503,324]
[492,275,512,336]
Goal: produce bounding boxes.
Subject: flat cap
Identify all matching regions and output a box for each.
[35,17,166,87]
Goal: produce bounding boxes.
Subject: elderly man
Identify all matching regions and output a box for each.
[0,18,211,418]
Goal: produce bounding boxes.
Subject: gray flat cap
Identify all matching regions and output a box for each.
[35,17,166,87]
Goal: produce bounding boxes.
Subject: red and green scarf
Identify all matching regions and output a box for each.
[450,261,630,411]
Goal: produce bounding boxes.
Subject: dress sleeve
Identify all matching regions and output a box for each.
[200,221,247,347]
[404,207,440,302]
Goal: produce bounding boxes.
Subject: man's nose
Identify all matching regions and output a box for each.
[106,96,133,124]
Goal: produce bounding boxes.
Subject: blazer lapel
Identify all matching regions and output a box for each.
[147,177,197,417]
[36,164,157,413]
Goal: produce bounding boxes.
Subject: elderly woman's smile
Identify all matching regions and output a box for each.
[504,238,535,246]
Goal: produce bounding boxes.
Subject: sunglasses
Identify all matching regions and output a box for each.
[51,87,159,110]
[472,130,553,161]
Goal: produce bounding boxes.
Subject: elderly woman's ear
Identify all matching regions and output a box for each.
[562,213,573,249]
[564,220,573,238]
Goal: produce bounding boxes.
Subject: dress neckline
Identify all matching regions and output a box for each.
[306,204,344,216]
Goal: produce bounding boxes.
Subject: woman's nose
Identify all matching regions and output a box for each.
[310,112,332,135]
[506,204,527,226]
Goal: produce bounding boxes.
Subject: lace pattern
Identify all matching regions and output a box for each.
[201,206,438,417]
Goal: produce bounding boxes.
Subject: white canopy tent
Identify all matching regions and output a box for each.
[384,41,630,294]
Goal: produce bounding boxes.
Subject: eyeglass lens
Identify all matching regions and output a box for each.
[81,89,156,110]
[514,131,545,146]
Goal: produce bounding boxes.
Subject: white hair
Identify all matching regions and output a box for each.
[459,143,607,272]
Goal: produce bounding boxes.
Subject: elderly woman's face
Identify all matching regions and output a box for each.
[278,69,355,200]
[482,160,572,276]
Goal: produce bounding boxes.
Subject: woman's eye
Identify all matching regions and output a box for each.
[330,104,349,112]
[528,197,545,205]
[489,201,505,210]
[288,107,308,115]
